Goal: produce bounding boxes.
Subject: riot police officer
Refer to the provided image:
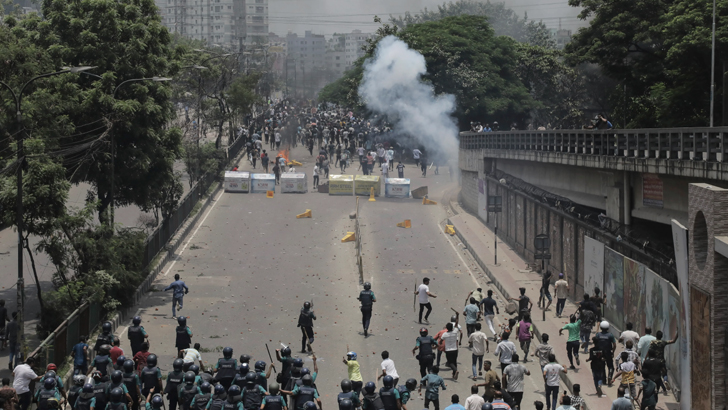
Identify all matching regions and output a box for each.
[68,375,86,410]
[91,345,113,379]
[122,360,142,410]
[140,354,162,397]
[241,373,266,410]
[36,378,61,410]
[357,283,376,337]
[412,328,437,378]
[379,376,400,410]
[208,384,228,410]
[233,364,251,390]
[190,382,213,410]
[282,375,320,410]
[338,399,353,410]
[254,361,271,391]
[74,384,96,410]
[336,380,361,409]
[107,370,133,404]
[107,388,127,410]
[361,382,384,410]
[223,386,244,410]
[214,347,238,390]
[297,302,316,354]
[178,371,201,410]
[175,317,193,355]
[127,316,148,356]
[275,347,293,392]
[94,322,114,354]
[165,359,186,410]
[396,379,417,410]
[261,383,286,410]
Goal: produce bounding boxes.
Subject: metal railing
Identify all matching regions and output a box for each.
[355,197,363,284]
[460,127,728,162]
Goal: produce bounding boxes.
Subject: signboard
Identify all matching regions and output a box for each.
[354,175,381,196]
[583,236,605,296]
[251,173,276,193]
[642,173,664,208]
[280,173,307,193]
[385,178,410,198]
[329,174,354,196]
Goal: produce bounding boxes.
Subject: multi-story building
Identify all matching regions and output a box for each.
[245,0,268,45]
[156,0,255,51]
[286,31,327,97]
[343,29,373,69]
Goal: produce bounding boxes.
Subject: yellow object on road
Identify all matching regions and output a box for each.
[397,220,412,228]
[341,232,356,242]
[369,187,376,202]
[445,225,456,236]
[422,196,437,205]
[296,209,312,218]
[266,191,274,198]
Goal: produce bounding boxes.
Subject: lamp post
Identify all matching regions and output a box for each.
[0,66,95,367]
[710,0,717,127]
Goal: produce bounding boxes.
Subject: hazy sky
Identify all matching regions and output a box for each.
[268,0,585,37]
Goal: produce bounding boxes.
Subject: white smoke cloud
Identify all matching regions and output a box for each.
[358,35,459,162]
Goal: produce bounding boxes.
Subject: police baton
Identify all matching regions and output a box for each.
[265,343,277,373]
[303,327,315,354]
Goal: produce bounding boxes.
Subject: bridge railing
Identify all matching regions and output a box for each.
[459,128,728,162]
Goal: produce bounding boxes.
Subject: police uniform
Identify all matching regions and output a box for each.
[416,336,437,377]
[297,309,316,353]
[127,326,146,356]
[357,290,374,335]
[164,370,185,410]
[214,358,238,390]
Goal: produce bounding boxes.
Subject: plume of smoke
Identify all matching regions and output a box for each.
[358,35,459,162]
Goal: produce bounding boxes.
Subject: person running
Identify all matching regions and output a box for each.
[538,272,552,310]
[396,162,405,178]
[413,328,437,378]
[378,351,399,387]
[534,334,554,373]
[463,298,480,342]
[516,315,534,363]
[412,149,422,167]
[635,375,658,410]
[418,367,446,410]
[618,323,640,348]
[494,332,516,377]
[554,274,568,318]
[343,352,363,395]
[441,323,459,380]
[509,288,532,322]
[611,351,637,400]
[71,336,90,376]
[163,274,189,319]
[595,321,616,386]
[559,315,581,369]
[358,283,376,337]
[637,328,656,362]
[468,323,488,380]
[502,354,529,410]
[480,290,499,340]
[543,354,567,410]
[647,330,677,391]
[297,302,316,354]
[415,278,436,324]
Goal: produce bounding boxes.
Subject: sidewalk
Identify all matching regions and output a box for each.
[447,206,679,410]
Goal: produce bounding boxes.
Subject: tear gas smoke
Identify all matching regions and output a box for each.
[358,35,459,162]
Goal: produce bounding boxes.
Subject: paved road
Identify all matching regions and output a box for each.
[108,143,573,410]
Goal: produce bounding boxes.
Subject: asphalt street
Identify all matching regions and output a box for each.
[114,142,569,410]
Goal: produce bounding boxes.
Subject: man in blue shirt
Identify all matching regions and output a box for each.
[164,274,189,319]
[418,367,446,410]
[443,395,465,410]
[71,336,89,375]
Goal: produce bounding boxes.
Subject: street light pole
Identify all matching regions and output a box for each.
[0,66,94,367]
[710,0,716,127]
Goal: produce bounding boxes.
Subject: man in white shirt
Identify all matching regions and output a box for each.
[464,386,484,410]
[554,273,569,318]
[378,350,400,387]
[468,323,489,380]
[181,342,205,372]
[412,148,422,166]
[637,327,656,361]
[503,354,530,410]
[442,323,460,380]
[618,322,640,348]
[13,357,41,410]
[543,354,567,410]
[494,332,517,376]
[415,277,436,324]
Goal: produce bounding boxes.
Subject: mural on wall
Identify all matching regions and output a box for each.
[644,269,666,336]
[623,257,646,332]
[604,247,624,330]
[666,284,680,381]
[583,236,605,297]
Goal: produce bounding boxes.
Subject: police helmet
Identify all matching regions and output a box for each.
[239,354,251,364]
[116,355,127,367]
[238,363,250,375]
[293,358,304,367]
[146,354,158,367]
[301,367,311,376]
[228,385,241,396]
[254,361,266,372]
[173,358,185,371]
[303,301,311,310]
[303,402,317,410]
[214,384,226,395]
[340,379,352,392]
[405,378,417,390]
[46,398,59,409]
[47,363,58,371]
[151,395,164,409]
[83,384,94,394]
[419,328,428,337]
[73,375,86,386]
[600,320,610,330]
[363,282,371,290]
[187,364,198,375]
[91,371,103,381]
[281,346,291,357]
[110,387,124,402]
[102,321,112,333]
[481,404,493,410]
[123,359,135,373]
[267,382,279,395]
[450,315,457,323]
[100,344,111,355]
[45,371,57,380]
[43,377,57,390]
[111,370,123,383]
[184,371,196,384]
[244,372,257,384]
[177,316,187,326]
[302,374,313,386]
[364,381,376,394]
[339,399,353,410]
[383,375,393,388]
[223,347,233,359]
[346,352,357,361]
[198,382,211,394]
[132,316,141,326]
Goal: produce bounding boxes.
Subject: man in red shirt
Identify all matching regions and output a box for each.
[110,337,124,363]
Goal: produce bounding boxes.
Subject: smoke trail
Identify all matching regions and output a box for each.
[358,35,459,161]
